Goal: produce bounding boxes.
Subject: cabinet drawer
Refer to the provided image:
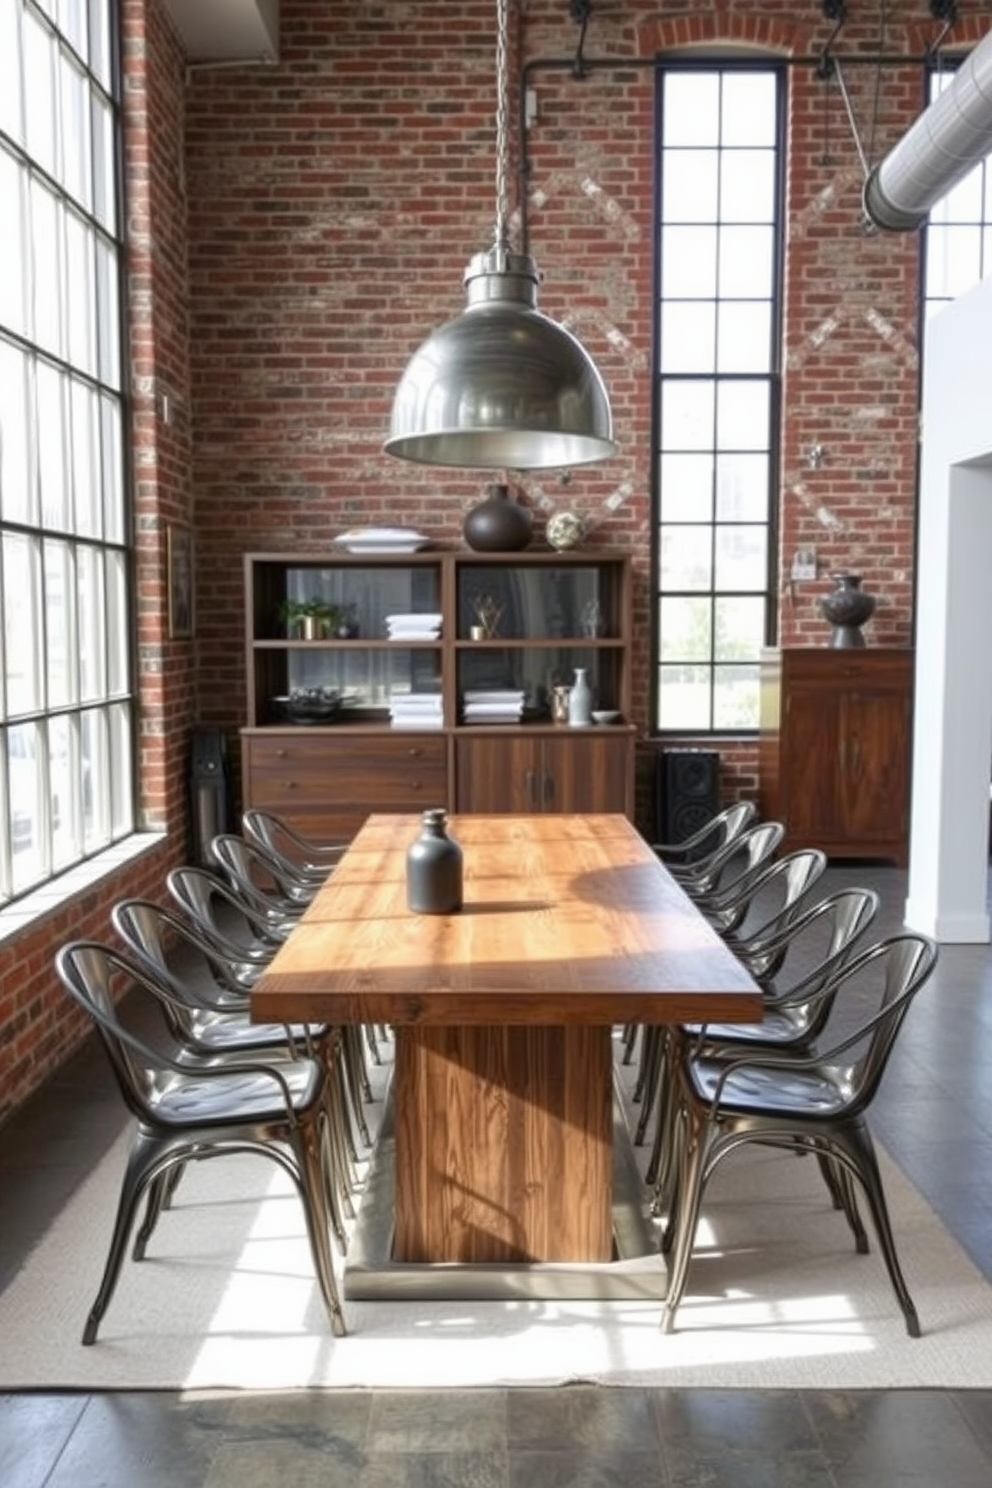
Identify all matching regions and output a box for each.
[245,733,447,806]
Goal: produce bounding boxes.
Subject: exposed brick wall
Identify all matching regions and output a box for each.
[179,0,971,789]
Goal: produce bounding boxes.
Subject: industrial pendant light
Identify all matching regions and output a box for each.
[384,0,616,470]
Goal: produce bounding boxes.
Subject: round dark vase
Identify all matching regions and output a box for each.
[462,484,533,552]
[819,572,876,648]
[406,808,463,914]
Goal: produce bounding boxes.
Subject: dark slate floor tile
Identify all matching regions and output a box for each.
[0,1392,90,1488]
[507,1385,660,1453]
[803,1390,992,1487]
[365,1390,507,1454]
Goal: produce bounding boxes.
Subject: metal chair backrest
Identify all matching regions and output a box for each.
[112,897,251,1008]
[54,941,180,1120]
[654,799,757,867]
[242,808,346,880]
[208,833,306,923]
[737,883,880,991]
[764,932,939,1119]
[167,864,280,966]
[690,820,785,924]
[724,847,827,949]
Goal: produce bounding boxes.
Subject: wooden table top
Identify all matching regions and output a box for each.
[250,813,763,1027]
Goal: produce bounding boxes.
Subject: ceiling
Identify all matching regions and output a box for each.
[159,0,279,63]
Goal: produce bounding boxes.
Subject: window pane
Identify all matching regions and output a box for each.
[36,360,70,530]
[717,303,772,373]
[106,549,127,694]
[7,721,49,887]
[0,3,24,145]
[108,700,132,836]
[658,454,714,522]
[91,93,116,233]
[30,180,63,356]
[925,224,981,300]
[716,381,770,449]
[0,339,33,523]
[660,381,715,449]
[59,49,91,209]
[77,543,106,700]
[44,538,73,707]
[713,663,759,729]
[714,528,768,592]
[660,525,712,589]
[659,303,716,373]
[718,225,774,296]
[66,211,97,375]
[23,11,57,178]
[0,149,28,339]
[662,151,718,222]
[721,74,777,146]
[661,225,717,297]
[81,704,106,850]
[96,235,120,386]
[658,665,712,730]
[71,378,100,535]
[659,595,711,661]
[3,533,44,713]
[49,709,78,868]
[89,0,113,89]
[720,149,776,221]
[100,394,124,541]
[716,453,769,522]
[715,595,767,658]
[663,74,719,145]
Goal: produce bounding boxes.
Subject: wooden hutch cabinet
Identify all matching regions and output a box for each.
[241,549,635,839]
[758,647,913,866]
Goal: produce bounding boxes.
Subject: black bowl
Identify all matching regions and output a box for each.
[273,691,343,725]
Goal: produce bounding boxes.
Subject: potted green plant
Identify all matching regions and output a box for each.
[278,598,339,639]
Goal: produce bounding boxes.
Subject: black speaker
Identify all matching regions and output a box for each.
[189,726,230,864]
[656,748,720,844]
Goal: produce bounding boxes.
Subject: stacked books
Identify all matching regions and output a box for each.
[462,689,525,725]
[389,693,443,730]
[385,612,442,641]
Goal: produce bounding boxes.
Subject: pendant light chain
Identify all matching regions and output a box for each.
[494,0,510,248]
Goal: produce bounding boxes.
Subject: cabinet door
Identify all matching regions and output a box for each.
[455,733,631,814]
[840,686,910,843]
[542,734,631,813]
[779,687,843,840]
[455,736,545,813]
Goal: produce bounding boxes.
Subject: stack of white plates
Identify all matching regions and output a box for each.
[386,612,442,640]
[333,528,431,555]
[389,694,444,730]
[462,689,525,724]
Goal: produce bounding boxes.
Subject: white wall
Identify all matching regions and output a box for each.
[905,275,992,942]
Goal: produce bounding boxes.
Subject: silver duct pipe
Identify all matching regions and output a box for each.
[863,28,992,231]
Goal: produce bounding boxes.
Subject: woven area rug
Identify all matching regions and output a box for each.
[3,1043,992,1393]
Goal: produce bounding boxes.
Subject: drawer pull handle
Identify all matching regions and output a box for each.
[407,748,422,758]
[279,780,297,790]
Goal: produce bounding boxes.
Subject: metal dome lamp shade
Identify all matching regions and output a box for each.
[384,0,616,471]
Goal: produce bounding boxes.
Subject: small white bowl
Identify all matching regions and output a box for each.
[591,709,620,725]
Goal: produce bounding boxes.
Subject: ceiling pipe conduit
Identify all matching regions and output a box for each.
[863,27,992,231]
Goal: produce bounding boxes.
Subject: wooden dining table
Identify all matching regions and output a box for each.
[250,811,762,1275]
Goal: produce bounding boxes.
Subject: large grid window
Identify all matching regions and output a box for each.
[0,0,132,908]
[923,65,992,319]
[653,64,784,733]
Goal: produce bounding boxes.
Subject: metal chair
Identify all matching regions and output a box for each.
[683,820,786,932]
[53,941,347,1344]
[167,864,285,975]
[208,832,309,933]
[659,932,939,1338]
[168,865,375,1149]
[646,885,882,1200]
[652,801,758,889]
[111,896,367,1196]
[241,808,348,887]
[631,846,825,1142]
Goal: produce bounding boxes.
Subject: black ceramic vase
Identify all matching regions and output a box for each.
[406,808,463,914]
[818,572,876,648]
[462,484,533,552]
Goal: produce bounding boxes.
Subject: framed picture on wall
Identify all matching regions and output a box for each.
[167,523,194,639]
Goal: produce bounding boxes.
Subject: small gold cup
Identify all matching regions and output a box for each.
[551,685,572,724]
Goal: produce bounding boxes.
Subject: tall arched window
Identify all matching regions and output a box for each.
[653,62,785,733]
